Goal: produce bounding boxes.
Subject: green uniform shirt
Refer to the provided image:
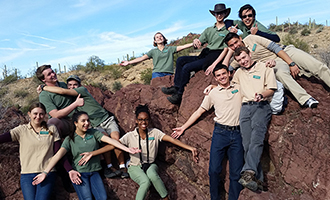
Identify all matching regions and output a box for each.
[198,24,229,50]
[62,129,104,172]
[74,87,109,127]
[146,46,177,73]
[39,82,75,118]
[233,20,277,39]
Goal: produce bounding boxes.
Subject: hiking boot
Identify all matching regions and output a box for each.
[161,86,178,95]
[120,168,129,179]
[104,166,122,178]
[303,97,319,108]
[167,93,182,104]
[238,171,258,192]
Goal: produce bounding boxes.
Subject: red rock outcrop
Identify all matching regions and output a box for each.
[0,72,329,200]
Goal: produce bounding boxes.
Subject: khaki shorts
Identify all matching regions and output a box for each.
[95,115,119,136]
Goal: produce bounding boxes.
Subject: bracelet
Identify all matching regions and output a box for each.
[42,171,48,175]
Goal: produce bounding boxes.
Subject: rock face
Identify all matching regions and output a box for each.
[0,72,329,200]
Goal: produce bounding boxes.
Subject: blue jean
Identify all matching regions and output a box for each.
[239,102,272,181]
[72,171,107,200]
[128,164,168,200]
[209,123,244,200]
[151,72,173,79]
[174,56,205,94]
[20,172,56,200]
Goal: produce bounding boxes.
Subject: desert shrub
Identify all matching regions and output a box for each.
[319,48,330,67]
[301,28,311,36]
[112,81,122,92]
[1,74,20,85]
[289,27,298,34]
[140,68,152,85]
[88,82,108,91]
[0,88,8,96]
[282,34,309,52]
[14,89,29,98]
[104,64,123,79]
[316,26,324,33]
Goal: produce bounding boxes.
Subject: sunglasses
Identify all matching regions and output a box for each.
[215,12,226,16]
[242,14,253,19]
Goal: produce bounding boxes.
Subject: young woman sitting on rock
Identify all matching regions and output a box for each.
[119,104,198,200]
[0,102,74,200]
[32,111,141,200]
[120,32,194,80]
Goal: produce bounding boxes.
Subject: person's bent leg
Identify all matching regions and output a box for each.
[47,118,71,138]
[20,173,37,200]
[273,59,311,105]
[90,172,107,200]
[227,130,244,200]
[128,165,152,200]
[239,104,253,164]
[174,56,200,89]
[146,163,168,198]
[285,45,330,88]
[35,172,57,200]
[72,172,93,200]
[152,72,173,79]
[208,124,228,200]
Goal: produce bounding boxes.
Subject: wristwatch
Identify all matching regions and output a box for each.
[258,94,264,99]
[289,62,296,67]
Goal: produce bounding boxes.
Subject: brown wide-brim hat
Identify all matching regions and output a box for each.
[209,3,231,19]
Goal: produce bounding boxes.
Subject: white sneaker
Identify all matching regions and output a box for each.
[304,97,319,108]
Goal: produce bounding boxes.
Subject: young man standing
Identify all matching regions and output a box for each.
[224,32,323,108]
[172,64,244,200]
[232,47,277,191]
[162,3,230,104]
[39,75,129,179]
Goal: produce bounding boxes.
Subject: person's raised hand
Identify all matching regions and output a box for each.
[250,23,258,35]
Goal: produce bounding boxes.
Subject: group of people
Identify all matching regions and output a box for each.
[1,2,330,200]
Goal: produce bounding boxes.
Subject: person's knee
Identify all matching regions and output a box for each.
[140,178,152,189]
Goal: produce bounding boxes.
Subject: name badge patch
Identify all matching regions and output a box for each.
[148,137,155,140]
[218,33,226,37]
[253,75,261,79]
[231,89,238,94]
[39,131,49,135]
[85,135,93,140]
[252,44,257,52]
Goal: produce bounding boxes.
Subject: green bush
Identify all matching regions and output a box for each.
[112,81,122,92]
[289,27,298,34]
[88,82,108,91]
[1,74,20,85]
[316,26,324,33]
[0,88,8,96]
[140,68,152,85]
[282,34,309,52]
[104,64,123,79]
[301,28,311,36]
[14,89,29,98]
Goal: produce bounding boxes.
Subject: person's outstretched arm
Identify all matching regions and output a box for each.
[120,54,149,66]
[42,85,79,96]
[32,147,69,185]
[78,144,115,166]
[162,135,198,163]
[100,135,140,154]
[172,107,206,139]
[176,43,194,52]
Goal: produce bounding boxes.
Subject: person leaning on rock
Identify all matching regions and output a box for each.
[120,32,193,80]
[161,3,231,104]
[172,64,244,200]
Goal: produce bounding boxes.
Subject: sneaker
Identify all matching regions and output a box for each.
[104,166,122,178]
[167,93,182,104]
[161,86,178,95]
[238,171,258,192]
[304,97,319,108]
[120,168,129,178]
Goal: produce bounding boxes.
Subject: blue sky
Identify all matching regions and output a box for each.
[1,0,329,79]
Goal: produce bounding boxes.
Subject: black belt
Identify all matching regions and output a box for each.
[242,101,269,105]
[215,122,240,131]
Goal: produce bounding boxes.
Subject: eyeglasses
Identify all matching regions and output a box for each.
[242,14,253,19]
[137,118,149,122]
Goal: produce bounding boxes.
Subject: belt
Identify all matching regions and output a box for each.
[242,101,269,105]
[282,45,287,50]
[215,122,240,131]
